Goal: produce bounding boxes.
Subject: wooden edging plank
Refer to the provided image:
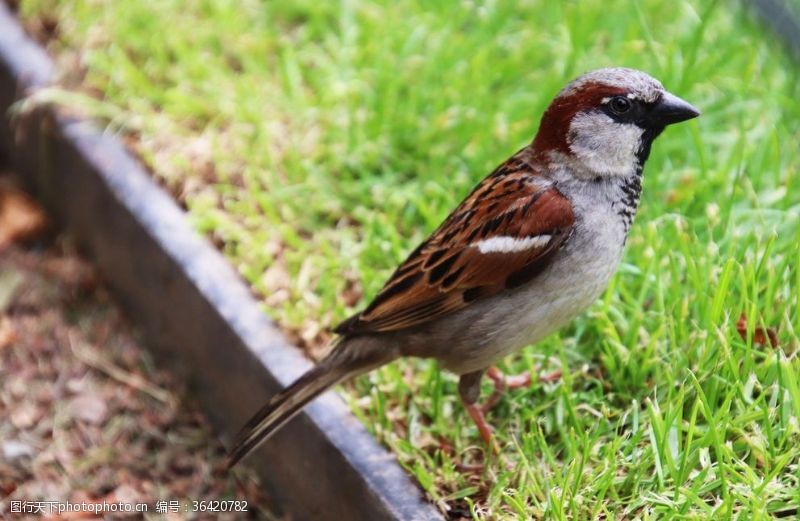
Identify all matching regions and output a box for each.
[0,4,441,520]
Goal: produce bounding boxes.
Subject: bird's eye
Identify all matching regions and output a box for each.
[609,95,632,114]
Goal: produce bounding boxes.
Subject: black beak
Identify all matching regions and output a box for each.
[649,91,700,127]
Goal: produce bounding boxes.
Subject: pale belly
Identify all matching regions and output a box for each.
[405,216,627,375]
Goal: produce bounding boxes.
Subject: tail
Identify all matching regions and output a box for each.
[227,337,390,468]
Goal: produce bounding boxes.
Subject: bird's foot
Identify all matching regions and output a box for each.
[481,366,562,413]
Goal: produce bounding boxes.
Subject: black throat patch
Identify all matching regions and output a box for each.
[615,163,644,234]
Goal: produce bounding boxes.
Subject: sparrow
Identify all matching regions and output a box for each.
[228,67,699,467]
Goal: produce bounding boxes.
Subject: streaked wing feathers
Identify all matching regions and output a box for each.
[335,156,575,335]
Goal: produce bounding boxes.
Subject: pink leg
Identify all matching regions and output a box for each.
[458,371,499,454]
[464,403,499,454]
[482,366,562,413]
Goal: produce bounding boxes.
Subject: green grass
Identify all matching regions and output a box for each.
[15,0,800,518]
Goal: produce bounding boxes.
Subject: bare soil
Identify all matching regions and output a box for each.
[0,175,272,519]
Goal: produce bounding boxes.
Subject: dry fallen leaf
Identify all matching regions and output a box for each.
[0,269,24,313]
[0,480,18,497]
[40,256,98,292]
[2,439,34,460]
[10,403,42,429]
[0,316,17,349]
[69,393,109,425]
[737,312,779,348]
[0,183,48,249]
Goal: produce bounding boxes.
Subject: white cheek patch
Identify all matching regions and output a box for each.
[473,235,552,254]
[567,111,644,177]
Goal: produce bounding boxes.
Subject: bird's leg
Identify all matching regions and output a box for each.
[482,366,562,413]
[456,366,562,457]
[458,370,498,454]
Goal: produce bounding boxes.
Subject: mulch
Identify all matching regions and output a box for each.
[0,175,273,519]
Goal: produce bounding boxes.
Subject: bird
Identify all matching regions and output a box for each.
[228,67,700,467]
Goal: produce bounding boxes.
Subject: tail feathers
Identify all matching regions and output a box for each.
[227,360,349,468]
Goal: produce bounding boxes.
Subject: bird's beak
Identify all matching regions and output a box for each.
[649,91,701,126]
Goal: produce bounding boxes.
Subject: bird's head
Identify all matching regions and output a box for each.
[531,67,700,179]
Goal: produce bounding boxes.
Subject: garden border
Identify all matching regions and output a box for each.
[0,4,442,520]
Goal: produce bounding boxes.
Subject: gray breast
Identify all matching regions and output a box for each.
[399,174,639,375]
[405,211,629,375]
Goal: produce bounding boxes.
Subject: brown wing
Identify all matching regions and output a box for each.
[335,154,575,336]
